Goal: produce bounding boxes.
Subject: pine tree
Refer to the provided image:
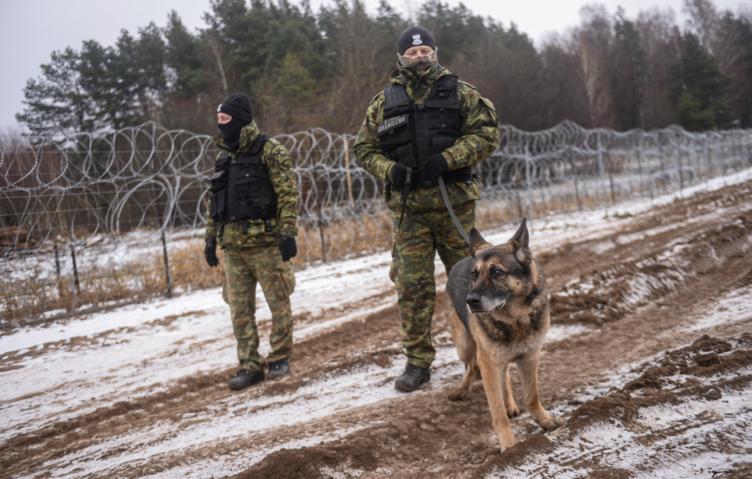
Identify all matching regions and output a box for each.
[670,32,733,130]
[16,48,95,139]
[610,8,647,130]
[163,10,206,97]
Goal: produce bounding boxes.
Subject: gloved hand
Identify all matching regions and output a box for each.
[389,163,411,189]
[424,153,449,184]
[279,236,297,262]
[204,237,219,267]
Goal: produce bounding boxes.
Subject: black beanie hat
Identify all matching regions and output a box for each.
[398,26,436,55]
[217,94,252,124]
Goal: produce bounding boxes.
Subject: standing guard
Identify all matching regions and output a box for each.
[205,94,299,390]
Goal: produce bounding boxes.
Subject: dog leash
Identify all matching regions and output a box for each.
[438,176,471,246]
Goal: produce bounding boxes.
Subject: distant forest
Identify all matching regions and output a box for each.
[15,0,752,139]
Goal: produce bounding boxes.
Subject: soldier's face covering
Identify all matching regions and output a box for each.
[398,47,438,75]
[218,116,247,151]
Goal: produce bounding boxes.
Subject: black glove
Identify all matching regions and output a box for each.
[204,237,219,267]
[389,163,410,189]
[424,153,449,184]
[279,236,297,262]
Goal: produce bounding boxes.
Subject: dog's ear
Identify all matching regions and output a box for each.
[469,228,492,256]
[509,218,531,263]
[509,218,529,249]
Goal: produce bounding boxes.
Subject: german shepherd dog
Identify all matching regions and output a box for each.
[446,219,564,452]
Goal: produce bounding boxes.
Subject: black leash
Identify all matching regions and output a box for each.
[438,176,471,246]
[396,167,470,247]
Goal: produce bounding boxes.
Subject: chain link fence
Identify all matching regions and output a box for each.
[2,120,751,323]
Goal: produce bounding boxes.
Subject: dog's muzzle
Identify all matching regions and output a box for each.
[466,293,506,314]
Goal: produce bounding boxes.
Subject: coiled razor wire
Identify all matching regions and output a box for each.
[1,120,751,261]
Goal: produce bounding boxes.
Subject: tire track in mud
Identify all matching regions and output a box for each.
[477,333,752,479]
[0,300,405,475]
[2,179,751,478]
[237,180,752,478]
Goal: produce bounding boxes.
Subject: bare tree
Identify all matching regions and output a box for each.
[636,8,681,128]
[576,5,616,127]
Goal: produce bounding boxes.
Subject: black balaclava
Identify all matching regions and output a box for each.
[217,94,252,150]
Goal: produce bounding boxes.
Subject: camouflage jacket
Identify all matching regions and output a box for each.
[353,63,500,213]
[205,121,298,248]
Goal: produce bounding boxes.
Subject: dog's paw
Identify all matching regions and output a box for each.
[498,434,517,452]
[539,415,566,431]
[448,388,469,401]
[506,405,521,418]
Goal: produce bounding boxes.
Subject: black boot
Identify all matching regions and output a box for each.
[228,369,264,390]
[267,358,290,379]
[395,363,430,392]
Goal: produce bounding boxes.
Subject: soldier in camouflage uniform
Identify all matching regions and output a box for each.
[205,94,299,391]
[354,26,500,392]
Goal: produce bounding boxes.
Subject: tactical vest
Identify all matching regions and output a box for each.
[209,135,276,224]
[376,74,471,188]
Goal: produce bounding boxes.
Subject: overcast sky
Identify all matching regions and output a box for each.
[0,0,747,131]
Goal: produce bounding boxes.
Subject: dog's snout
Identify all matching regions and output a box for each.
[466,294,482,309]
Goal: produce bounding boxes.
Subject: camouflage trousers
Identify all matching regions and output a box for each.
[222,244,296,372]
[389,200,475,369]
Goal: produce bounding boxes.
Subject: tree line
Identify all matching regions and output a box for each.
[16,0,752,140]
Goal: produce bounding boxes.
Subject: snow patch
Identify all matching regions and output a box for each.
[689,287,752,332]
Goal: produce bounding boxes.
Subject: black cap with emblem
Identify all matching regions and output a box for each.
[397,26,436,55]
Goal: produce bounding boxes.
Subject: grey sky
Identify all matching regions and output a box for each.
[0,0,747,131]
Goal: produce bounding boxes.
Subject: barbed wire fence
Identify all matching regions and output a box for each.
[1,120,751,323]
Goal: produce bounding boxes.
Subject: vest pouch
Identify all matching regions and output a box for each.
[208,169,228,222]
[246,176,275,218]
[226,161,276,221]
[427,105,461,134]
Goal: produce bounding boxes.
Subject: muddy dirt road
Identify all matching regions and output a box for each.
[1,171,751,478]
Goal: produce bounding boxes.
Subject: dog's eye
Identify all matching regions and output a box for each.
[470,269,479,281]
[491,268,505,279]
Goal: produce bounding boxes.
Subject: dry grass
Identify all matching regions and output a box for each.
[0,187,654,324]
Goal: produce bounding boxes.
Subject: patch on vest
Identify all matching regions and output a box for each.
[377,114,408,135]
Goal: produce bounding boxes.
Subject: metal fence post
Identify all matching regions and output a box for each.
[161,230,173,298]
[606,150,616,205]
[317,203,327,263]
[54,241,61,283]
[677,133,685,191]
[636,136,649,201]
[344,139,354,206]
[70,243,80,307]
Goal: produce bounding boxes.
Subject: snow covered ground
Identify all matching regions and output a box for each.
[1,167,751,478]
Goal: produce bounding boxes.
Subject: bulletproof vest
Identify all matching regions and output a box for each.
[208,135,276,223]
[376,74,470,188]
